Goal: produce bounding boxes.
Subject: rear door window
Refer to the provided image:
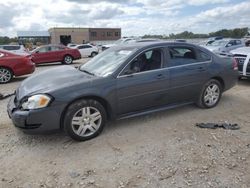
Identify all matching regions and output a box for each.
[236,40,242,45]
[168,46,198,67]
[197,50,211,61]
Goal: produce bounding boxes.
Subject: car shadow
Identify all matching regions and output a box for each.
[12,76,29,83]
[238,78,250,86]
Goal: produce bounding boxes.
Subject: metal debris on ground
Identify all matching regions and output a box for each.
[0,93,14,100]
[196,123,240,130]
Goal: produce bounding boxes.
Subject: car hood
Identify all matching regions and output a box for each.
[204,46,221,51]
[17,66,93,100]
[230,47,250,55]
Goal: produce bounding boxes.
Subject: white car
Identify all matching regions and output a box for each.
[230,47,250,78]
[73,44,99,57]
[0,45,28,55]
[203,39,244,55]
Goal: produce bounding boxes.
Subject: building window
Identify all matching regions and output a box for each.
[101,32,105,37]
[115,32,120,37]
[107,32,112,37]
[91,32,97,37]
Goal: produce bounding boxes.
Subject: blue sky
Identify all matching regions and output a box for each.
[0,0,249,37]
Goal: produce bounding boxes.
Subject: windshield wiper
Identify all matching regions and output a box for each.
[80,69,95,76]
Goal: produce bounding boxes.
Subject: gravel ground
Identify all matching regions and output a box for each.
[0,59,250,188]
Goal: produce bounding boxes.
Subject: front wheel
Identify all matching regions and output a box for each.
[196,79,222,108]
[0,67,13,84]
[63,99,107,141]
[63,55,73,64]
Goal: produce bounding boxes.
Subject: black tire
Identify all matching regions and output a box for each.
[196,79,222,108]
[63,55,73,64]
[0,67,13,84]
[91,52,98,57]
[63,99,107,141]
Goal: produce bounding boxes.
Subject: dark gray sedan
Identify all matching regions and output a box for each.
[7,42,238,141]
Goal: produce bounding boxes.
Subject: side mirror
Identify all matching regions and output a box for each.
[35,51,40,53]
[226,44,232,47]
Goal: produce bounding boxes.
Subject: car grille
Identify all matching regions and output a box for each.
[234,55,247,72]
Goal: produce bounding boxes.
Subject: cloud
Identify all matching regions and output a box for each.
[67,0,129,4]
[0,0,249,37]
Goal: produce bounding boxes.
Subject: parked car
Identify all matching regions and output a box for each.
[136,38,162,43]
[102,38,135,51]
[205,36,223,45]
[0,45,28,55]
[0,49,35,83]
[230,47,250,79]
[204,39,245,55]
[72,44,99,57]
[67,43,77,48]
[7,42,238,141]
[31,44,81,65]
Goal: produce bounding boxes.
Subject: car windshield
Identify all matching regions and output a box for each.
[79,48,136,77]
[208,40,228,46]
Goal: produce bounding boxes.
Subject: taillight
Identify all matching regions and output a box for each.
[232,58,238,70]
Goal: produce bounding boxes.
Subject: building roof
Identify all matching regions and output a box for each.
[17,31,50,37]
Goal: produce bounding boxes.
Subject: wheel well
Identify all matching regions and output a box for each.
[211,77,225,91]
[60,96,112,129]
[0,66,14,75]
[64,54,73,59]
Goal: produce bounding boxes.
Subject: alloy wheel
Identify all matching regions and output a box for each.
[71,107,102,137]
[64,56,73,64]
[0,68,12,83]
[204,83,220,106]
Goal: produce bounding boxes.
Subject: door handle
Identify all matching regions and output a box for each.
[156,74,164,79]
[198,67,206,72]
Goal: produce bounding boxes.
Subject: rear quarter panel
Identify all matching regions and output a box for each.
[211,55,238,91]
[0,56,34,76]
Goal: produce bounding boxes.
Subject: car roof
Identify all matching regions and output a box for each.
[111,41,199,50]
[37,44,66,48]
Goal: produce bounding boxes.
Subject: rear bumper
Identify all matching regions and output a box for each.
[223,70,238,91]
[7,96,64,134]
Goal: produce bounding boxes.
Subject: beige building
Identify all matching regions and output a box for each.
[49,27,121,45]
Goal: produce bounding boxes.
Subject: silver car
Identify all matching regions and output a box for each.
[204,39,244,55]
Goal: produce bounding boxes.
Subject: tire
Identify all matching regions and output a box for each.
[63,99,107,141]
[0,67,13,84]
[63,55,73,64]
[196,79,222,108]
[91,52,98,57]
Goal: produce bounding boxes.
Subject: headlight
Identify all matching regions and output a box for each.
[21,94,52,110]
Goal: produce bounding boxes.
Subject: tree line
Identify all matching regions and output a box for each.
[0,27,249,45]
[142,27,249,39]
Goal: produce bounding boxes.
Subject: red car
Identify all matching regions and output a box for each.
[0,50,35,84]
[31,45,81,65]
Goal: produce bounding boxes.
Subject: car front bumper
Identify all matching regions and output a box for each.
[7,96,64,134]
[239,71,250,78]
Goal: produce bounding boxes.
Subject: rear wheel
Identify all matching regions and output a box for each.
[0,67,13,84]
[64,99,107,141]
[63,55,73,64]
[196,79,222,108]
[91,52,98,57]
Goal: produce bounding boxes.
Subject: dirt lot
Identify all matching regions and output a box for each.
[0,59,250,188]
